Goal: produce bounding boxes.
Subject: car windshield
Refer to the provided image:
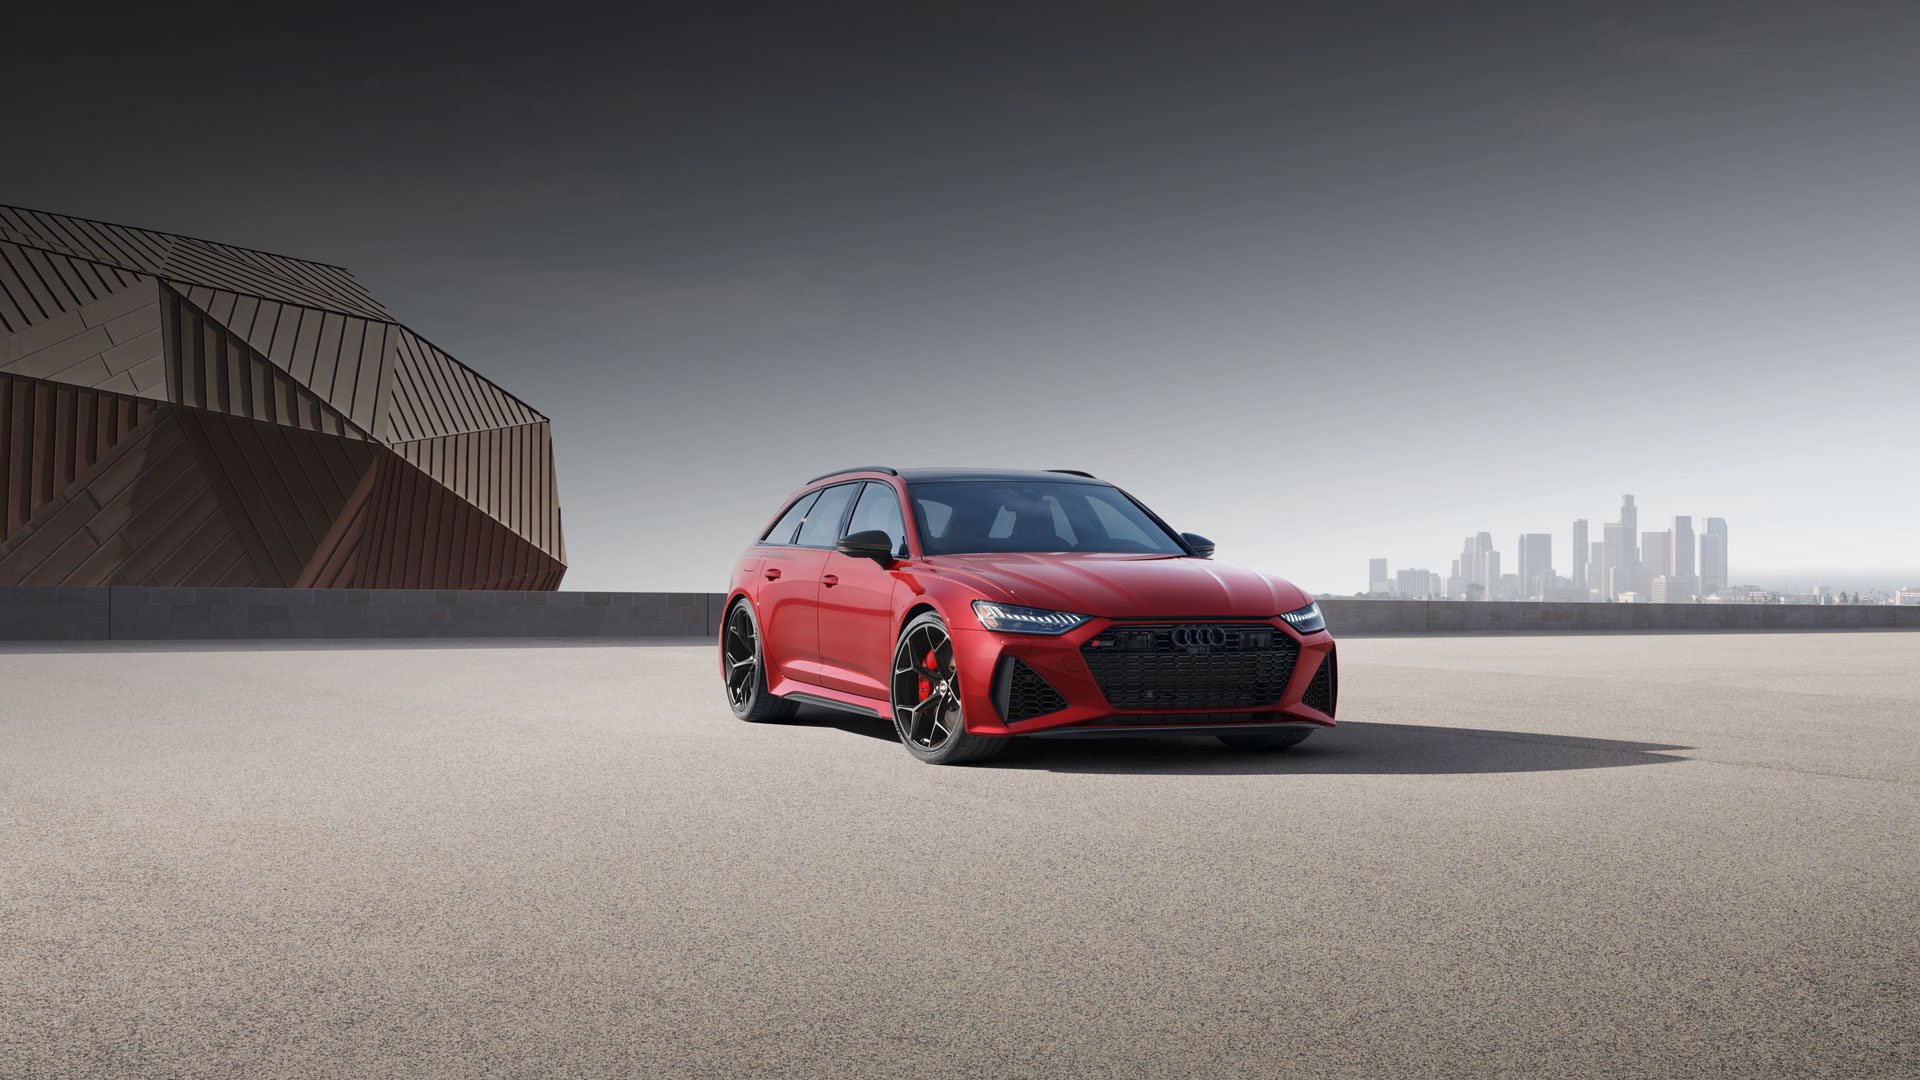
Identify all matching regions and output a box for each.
[907,481,1188,556]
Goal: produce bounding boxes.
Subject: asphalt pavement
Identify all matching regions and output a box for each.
[2,632,1915,1078]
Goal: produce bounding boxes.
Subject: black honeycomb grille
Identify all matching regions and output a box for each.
[1302,650,1337,716]
[1080,624,1300,710]
[1003,659,1068,721]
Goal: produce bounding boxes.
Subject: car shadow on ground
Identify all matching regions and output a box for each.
[789,707,1692,776]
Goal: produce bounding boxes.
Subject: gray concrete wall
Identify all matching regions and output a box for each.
[3,589,1917,641]
[0,587,728,641]
[1316,597,1920,634]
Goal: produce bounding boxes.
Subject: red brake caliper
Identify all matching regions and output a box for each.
[916,649,938,702]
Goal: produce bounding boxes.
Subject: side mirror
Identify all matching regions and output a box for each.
[837,529,897,564]
[1181,532,1216,559]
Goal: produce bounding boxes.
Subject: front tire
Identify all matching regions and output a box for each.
[1217,728,1315,751]
[721,599,799,723]
[889,612,1006,765]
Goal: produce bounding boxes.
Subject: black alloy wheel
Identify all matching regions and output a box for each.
[889,612,1006,764]
[722,600,797,723]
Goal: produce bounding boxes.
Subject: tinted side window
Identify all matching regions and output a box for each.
[846,482,908,556]
[795,483,859,549]
[760,491,819,545]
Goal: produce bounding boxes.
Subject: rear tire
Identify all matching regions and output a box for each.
[890,612,1006,765]
[721,599,799,723]
[1216,728,1315,751]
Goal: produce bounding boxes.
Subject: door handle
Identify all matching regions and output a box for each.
[822,574,839,587]
[764,568,782,581]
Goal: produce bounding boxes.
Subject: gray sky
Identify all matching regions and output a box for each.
[6,1,1917,591]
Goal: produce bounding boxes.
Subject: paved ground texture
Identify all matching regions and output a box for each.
[2,633,1916,1079]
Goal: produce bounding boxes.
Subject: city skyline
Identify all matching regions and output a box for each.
[1365,492,1916,602]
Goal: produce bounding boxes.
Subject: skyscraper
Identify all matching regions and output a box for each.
[1619,495,1639,586]
[1572,519,1589,593]
[1641,531,1672,595]
[1484,551,1501,600]
[1369,558,1388,594]
[1601,523,1624,600]
[1518,533,1553,600]
[1474,532,1494,589]
[1700,518,1728,596]
[1672,516,1694,579]
[1589,541,1605,600]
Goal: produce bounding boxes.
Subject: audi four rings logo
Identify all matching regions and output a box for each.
[1170,626,1228,648]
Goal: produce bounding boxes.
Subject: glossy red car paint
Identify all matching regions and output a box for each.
[724,469,1337,738]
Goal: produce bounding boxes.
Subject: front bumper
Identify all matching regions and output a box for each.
[952,617,1337,737]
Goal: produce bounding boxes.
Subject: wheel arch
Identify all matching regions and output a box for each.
[722,589,756,628]
[899,601,941,635]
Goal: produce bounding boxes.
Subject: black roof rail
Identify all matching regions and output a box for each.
[807,465,899,483]
[1047,469,1096,478]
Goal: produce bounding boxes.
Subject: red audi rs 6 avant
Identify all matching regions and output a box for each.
[721,467,1337,764]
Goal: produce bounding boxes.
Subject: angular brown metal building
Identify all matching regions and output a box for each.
[0,206,564,589]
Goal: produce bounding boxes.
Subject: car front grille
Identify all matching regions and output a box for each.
[1302,650,1337,716]
[1000,658,1068,722]
[1080,623,1300,710]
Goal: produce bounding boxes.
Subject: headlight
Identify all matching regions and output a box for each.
[1279,601,1325,633]
[971,601,1089,635]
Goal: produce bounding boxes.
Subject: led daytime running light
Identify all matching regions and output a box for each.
[1280,602,1326,633]
[972,601,1088,635]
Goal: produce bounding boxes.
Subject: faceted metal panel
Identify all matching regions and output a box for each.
[176,284,396,434]
[0,206,393,321]
[159,285,371,441]
[0,405,258,588]
[1,277,165,398]
[384,328,543,441]
[0,374,161,543]
[391,423,563,561]
[0,207,564,589]
[0,242,151,334]
[352,454,565,591]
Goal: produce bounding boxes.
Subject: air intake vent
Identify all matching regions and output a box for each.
[997,658,1068,722]
[1302,650,1337,717]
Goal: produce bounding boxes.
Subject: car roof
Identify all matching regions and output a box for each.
[806,467,1107,486]
[900,468,1107,485]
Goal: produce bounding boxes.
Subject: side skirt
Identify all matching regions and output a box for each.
[779,691,887,719]
[1027,722,1324,740]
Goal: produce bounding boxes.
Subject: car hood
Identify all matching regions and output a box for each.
[922,552,1310,620]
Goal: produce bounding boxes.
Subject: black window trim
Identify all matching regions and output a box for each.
[758,489,822,547]
[793,482,864,550]
[845,480,912,558]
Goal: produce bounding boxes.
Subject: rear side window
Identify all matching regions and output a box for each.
[761,491,818,545]
[845,482,909,557]
[795,483,860,549]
